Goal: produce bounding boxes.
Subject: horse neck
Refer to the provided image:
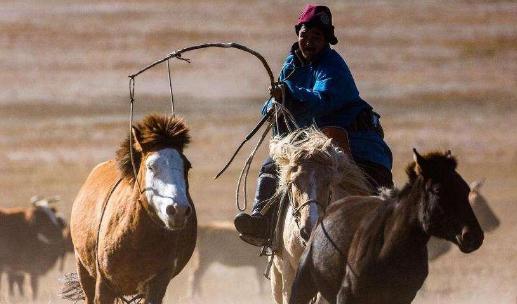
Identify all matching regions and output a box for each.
[332,175,371,200]
[380,180,430,259]
[280,203,305,258]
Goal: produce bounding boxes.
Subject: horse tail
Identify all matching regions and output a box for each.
[289,243,317,304]
[59,272,85,302]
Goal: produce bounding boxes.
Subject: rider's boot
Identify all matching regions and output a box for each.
[234,167,277,246]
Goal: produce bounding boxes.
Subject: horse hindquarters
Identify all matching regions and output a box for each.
[289,244,317,304]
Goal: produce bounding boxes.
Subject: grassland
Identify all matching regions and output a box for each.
[0,0,515,303]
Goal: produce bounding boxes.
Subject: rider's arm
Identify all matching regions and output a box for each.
[261,59,292,116]
[283,65,359,117]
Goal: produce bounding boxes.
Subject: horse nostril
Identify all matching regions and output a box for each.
[166,205,176,216]
[184,205,192,218]
[462,226,476,243]
[461,226,483,249]
[300,228,310,241]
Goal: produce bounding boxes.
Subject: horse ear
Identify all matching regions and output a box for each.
[413,148,429,177]
[131,126,143,152]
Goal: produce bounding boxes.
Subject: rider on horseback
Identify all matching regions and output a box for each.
[234,4,393,246]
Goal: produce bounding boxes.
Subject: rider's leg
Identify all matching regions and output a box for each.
[355,160,393,192]
[234,157,278,244]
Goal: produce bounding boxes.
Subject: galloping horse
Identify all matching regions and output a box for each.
[268,127,371,304]
[289,150,484,304]
[70,114,196,304]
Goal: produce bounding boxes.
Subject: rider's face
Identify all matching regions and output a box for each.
[298,26,327,61]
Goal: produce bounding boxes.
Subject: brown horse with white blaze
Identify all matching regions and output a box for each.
[69,114,196,304]
[289,150,484,304]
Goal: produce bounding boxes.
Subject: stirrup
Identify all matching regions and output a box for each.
[238,234,267,247]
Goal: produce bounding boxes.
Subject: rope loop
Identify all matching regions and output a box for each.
[127,42,285,213]
[166,59,175,115]
[129,76,135,102]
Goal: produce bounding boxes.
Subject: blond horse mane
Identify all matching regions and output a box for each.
[269,127,371,198]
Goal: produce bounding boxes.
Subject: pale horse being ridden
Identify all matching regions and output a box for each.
[267,128,372,304]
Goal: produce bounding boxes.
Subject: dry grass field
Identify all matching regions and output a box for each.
[0,0,516,303]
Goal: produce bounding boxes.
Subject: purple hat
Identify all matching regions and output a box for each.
[295,4,338,45]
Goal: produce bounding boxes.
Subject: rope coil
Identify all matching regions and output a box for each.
[127,42,298,213]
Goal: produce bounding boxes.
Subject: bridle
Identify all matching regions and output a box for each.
[286,181,332,230]
[292,199,327,224]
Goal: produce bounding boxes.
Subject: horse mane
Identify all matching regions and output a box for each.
[405,151,457,182]
[270,127,371,196]
[377,151,459,202]
[116,114,190,183]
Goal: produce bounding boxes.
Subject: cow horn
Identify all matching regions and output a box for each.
[31,195,46,206]
[470,178,486,192]
[47,195,61,204]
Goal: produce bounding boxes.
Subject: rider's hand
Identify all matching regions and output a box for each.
[269,82,286,102]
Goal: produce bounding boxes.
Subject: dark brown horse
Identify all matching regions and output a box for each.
[289,150,484,304]
[427,178,499,261]
[6,212,74,299]
[69,114,196,304]
[0,197,65,300]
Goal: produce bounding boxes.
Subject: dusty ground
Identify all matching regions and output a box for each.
[0,0,516,303]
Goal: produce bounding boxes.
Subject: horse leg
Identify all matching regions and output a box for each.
[255,267,264,294]
[29,274,39,301]
[270,263,283,304]
[336,276,352,304]
[9,273,25,298]
[289,244,318,304]
[281,264,295,304]
[189,262,208,298]
[94,276,116,304]
[7,272,24,298]
[16,274,24,298]
[145,271,171,304]
[7,272,15,298]
[77,260,96,304]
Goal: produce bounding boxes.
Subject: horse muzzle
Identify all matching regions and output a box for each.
[455,226,484,253]
[164,203,192,230]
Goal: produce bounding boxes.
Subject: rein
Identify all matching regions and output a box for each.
[94,178,144,304]
[292,199,326,219]
[94,178,170,304]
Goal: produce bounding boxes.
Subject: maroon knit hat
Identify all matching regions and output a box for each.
[295,4,338,45]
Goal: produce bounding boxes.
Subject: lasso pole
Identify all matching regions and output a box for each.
[129,42,275,86]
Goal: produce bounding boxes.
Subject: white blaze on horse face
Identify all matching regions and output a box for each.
[296,169,321,241]
[308,170,320,230]
[144,148,189,229]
